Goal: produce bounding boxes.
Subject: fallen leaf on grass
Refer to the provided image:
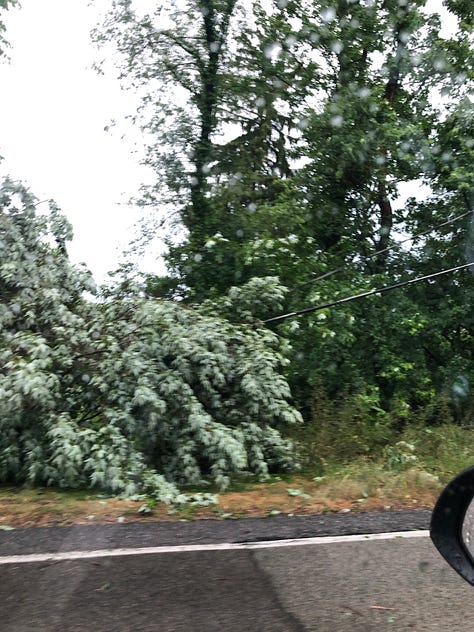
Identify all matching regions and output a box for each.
[286,488,311,499]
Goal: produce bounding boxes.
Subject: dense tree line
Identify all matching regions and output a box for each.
[97,0,474,425]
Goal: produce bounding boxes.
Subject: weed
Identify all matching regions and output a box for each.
[138,498,157,514]
[383,441,418,471]
[291,386,396,472]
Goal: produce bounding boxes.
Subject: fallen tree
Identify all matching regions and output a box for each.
[0,178,301,502]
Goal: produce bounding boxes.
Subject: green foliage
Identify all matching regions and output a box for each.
[68,1,474,473]
[0,179,301,500]
[200,275,288,322]
[291,386,396,472]
[383,441,417,472]
[95,0,474,429]
[398,423,474,481]
[95,1,308,299]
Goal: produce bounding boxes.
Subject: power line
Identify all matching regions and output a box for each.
[264,262,474,324]
[290,209,474,292]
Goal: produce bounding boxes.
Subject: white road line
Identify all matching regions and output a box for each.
[0,530,429,565]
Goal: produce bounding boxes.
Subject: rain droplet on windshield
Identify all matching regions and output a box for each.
[321,7,336,23]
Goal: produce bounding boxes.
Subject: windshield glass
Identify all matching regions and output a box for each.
[0,0,474,629]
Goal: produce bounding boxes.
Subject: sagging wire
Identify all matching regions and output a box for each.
[290,208,474,292]
[264,261,474,324]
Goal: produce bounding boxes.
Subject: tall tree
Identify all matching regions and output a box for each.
[277,0,434,270]
[95,0,310,298]
[264,0,474,414]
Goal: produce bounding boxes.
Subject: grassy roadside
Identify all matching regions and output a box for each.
[0,465,452,529]
[1,424,473,529]
[0,470,437,530]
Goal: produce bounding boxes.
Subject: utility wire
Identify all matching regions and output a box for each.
[264,261,474,324]
[290,209,474,292]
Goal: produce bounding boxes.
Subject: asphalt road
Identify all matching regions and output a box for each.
[1,510,473,631]
[0,509,432,555]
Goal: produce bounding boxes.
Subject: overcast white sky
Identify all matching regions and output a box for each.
[0,0,457,283]
[0,0,158,282]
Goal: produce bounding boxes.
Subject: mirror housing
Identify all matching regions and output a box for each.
[430,466,474,587]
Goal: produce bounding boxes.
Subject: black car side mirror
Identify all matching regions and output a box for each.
[430,466,474,586]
